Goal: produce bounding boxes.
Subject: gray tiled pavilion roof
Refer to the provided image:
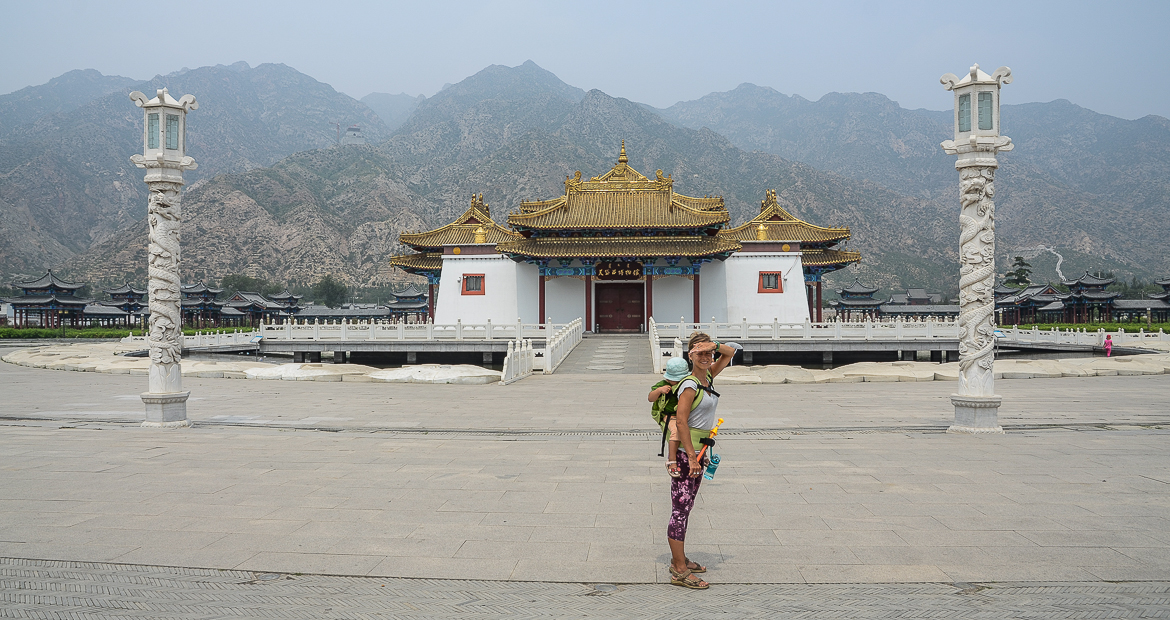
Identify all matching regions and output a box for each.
[105,283,146,296]
[12,270,84,291]
[2,294,94,306]
[394,284,427,299]
[837,279,878,296]
[1062,271,1114,288]
[1114,299,1170,310]
[181,282,223,296]
[269,289,303,302]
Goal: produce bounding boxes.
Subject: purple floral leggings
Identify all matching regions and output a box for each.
[668,448,702,541]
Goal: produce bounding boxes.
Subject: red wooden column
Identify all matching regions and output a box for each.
[692,272,700,323]
[538,274,546,324]
[584,275,593,332]
[645,275,653,330]
[807,285,814,320]
[816,281,823,322]
[428,283,435,321]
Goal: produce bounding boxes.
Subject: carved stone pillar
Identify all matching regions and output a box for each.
[950,164,1001,429]
[130,87,198,427]
[940,64,1012,434]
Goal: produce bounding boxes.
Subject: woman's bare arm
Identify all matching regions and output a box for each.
[675,386,699,475]
[708,342,735,378]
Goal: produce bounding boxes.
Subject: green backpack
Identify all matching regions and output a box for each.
[672,373,716,453]
[650,380,679,457]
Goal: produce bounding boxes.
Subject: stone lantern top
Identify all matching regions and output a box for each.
[129,87,198,178]
[940,64,1012,91]
[129,87,198,111]
[939,64,1013,164]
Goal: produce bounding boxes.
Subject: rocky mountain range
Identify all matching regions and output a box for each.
[2,60,1166,296]
[656,84,1170,286]
[0,61,388,278]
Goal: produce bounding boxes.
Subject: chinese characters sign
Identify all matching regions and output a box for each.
[595,261,643,280]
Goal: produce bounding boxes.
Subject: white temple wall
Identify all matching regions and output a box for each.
[545,277,585,325]
[723,252,809,323]
[434,255,521,324]
[652,277,692,323]
[515,262,538,324]
[699,260,728,323]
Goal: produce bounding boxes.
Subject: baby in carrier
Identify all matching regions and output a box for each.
[649,357,690,478]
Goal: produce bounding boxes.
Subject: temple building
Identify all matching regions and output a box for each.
[829,280,882,320]
[181,282,226,327]
[827,281,960,320]
[1060,272,1122,323]
[88,283,148,327]
[389,144,859,331]
[995,283,1066,324]
[386,284,430,322]
[3,271,93,328]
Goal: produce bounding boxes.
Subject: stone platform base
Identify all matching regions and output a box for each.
[141,391,190,427]
[948,394,1004,434]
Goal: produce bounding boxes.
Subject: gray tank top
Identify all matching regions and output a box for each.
[677,377,718,431]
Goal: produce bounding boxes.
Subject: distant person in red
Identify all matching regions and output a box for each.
[1104,334,1113,357]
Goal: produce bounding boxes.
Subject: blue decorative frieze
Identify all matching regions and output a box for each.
[645,265,698,276]
[540,266,594,277]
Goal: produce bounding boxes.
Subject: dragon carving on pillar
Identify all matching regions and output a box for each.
[147,181,184,366]
[956,166,996,396]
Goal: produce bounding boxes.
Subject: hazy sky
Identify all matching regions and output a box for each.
[3,0,1168,119]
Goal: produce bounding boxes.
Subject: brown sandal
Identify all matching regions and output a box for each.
[685,558,706,573]
[669,566,709,589]
[667,461,681,478]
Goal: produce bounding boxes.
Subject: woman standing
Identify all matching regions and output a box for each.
[667,332,736,589]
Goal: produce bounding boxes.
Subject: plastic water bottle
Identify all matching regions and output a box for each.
[703,454,720,480]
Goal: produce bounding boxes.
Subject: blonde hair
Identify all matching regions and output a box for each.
[686,331,711,355]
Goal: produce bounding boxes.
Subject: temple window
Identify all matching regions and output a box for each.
[166,114,180,149]
[978,92,993,130]
[958,94,971,132]
[758,272,783,293]
[462,274,485,295]
[147,114,159,149]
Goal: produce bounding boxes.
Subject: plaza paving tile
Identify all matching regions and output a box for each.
[2,347,1170,597]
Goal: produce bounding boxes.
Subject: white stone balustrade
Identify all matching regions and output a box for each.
[258,318,567,342]
[649,317,961,342]
[500,339,535,385]
[543,318,583,375]
[998,326,1168,346]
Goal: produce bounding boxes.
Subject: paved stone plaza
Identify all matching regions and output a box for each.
[2,343,1169,616]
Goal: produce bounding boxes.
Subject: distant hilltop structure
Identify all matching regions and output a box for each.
[340,124,365,145]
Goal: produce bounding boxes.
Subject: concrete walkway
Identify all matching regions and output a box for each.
[2,557,1167,619]
[554,334,653,375]
[1,346,1169,614]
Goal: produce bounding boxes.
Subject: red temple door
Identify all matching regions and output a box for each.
[595,283,644,333]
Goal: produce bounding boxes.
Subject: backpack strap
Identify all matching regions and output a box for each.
[658,411,675,457]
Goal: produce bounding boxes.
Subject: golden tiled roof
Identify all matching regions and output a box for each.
[508,142,731,231]
[496,235,742,259]
[389,252,443,271]
[801,248,862,268]
[719,189,851,244]
[399,194,521,250]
